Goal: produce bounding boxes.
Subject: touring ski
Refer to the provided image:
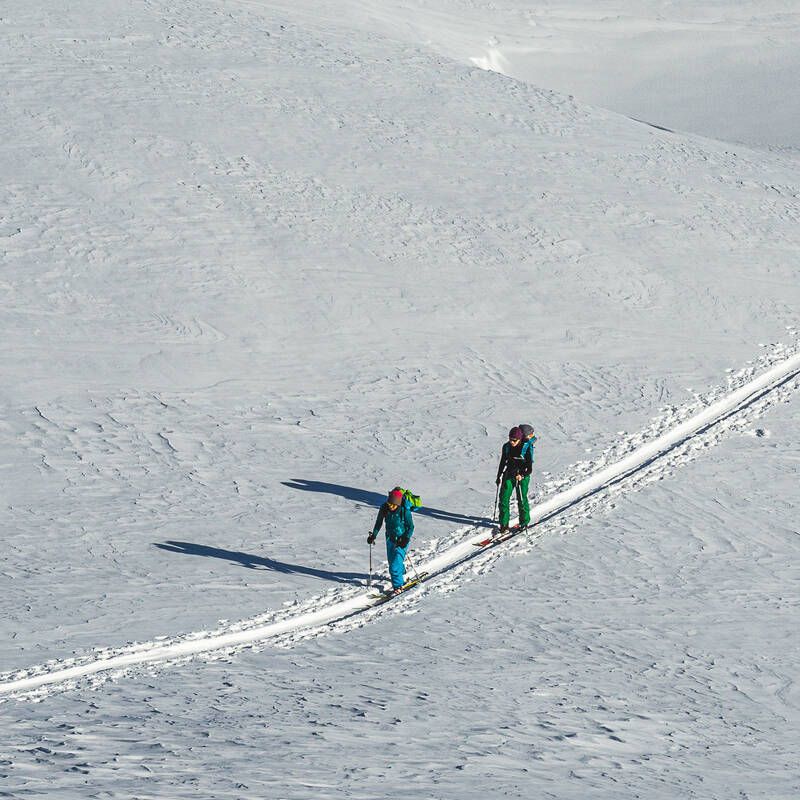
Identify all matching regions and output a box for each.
[369,572,429,601]
[473,525,527,548]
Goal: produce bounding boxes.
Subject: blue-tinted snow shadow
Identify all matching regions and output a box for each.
[282,479,494,528]
[153,540,369,585]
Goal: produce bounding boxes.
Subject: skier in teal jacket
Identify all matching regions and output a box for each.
[368,488,415,594]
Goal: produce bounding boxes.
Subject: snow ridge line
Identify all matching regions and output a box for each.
[2,350,799,700]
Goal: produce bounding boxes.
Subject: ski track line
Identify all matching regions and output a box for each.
[2,350,800,700]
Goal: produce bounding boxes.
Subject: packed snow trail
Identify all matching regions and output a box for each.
[2,350,799,700]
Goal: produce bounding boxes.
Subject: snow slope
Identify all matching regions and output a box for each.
[278,0,800,148]
[3,345,799,699]
[1,0,799,797]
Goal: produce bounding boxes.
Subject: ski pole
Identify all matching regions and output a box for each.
[493,482,500,522]
[368,541,373,588]
[406,550,421,582]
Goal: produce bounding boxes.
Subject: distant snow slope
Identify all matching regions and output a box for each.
[272,0,800,148]
[1,0,799,797]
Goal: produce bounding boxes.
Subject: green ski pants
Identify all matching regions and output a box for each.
[499,475,531,527]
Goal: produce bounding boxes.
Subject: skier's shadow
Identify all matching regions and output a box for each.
[282,479,493,528]
[153,540,369,586]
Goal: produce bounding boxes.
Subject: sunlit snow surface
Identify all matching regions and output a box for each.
[1,0,799,797]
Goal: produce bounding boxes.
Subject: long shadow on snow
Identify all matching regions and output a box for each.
[154,540,369,585]
[282,479,493,528]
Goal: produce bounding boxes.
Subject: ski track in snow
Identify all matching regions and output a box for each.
[2,342,799,702]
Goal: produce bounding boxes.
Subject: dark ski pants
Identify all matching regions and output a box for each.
[499,475,531,527]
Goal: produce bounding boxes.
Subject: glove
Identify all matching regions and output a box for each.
[367,532,376,544]
[397,535,410,548]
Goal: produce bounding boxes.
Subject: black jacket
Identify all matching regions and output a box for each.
[496,440,533,481]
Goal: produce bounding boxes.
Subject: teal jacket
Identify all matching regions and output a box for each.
[372,500,414,545]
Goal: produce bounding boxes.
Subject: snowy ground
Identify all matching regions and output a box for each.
[1,0,799,797]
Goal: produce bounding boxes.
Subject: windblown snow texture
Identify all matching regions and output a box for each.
[1,0,799,798]
[2,347,799,699]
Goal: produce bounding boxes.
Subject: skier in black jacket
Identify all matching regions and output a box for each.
[495,427,533,532]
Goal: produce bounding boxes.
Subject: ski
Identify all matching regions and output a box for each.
[473,525,527,548]
[369,572,429,601]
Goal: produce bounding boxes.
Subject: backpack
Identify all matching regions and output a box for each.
[392,486,422,510]
[520,435,537,460]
